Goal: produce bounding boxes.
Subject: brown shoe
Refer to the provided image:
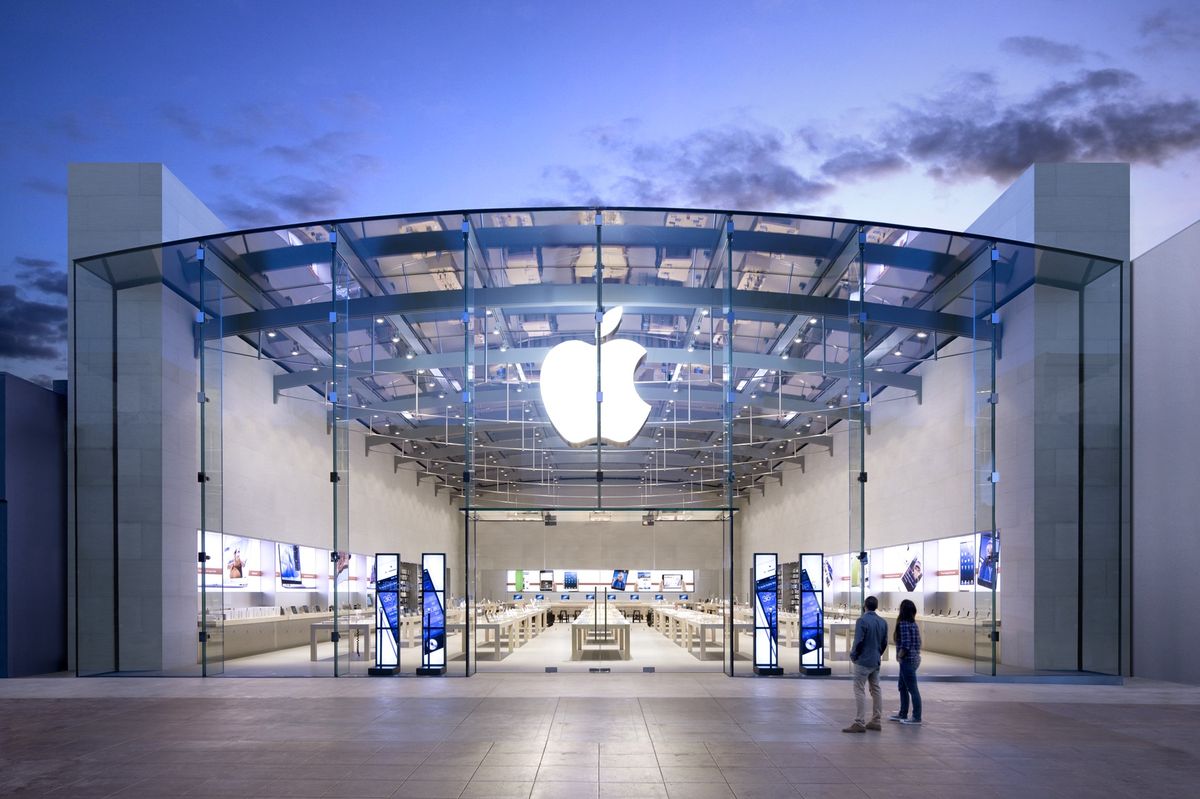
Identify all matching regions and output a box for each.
[865,721,882,731]
[842,722,866,733]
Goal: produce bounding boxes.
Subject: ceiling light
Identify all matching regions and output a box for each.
[781,353,789,360]
[492,329,500,335]
[267,331,277,338]
[499,344,508,352]
[701,308,710,316]
[405,351,414,360]
[391,336,401,344]
[290,347,299,356]
[375,318,384,324]
[916,331,928,339]
[808,317,818,325]
[687,344,695,352]
[875,367,884,372]
[893,349,902,356]
[311,366,319,372]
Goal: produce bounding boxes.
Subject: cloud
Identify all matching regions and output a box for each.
[818,145,908,181]
[1139,7,1200,51]
[158,103,261,147]
[882,68,1200,183]
[44,113,97,143]
[594,126,835,209]
[0,285,67,361]
[21,177,67,196]
[216,175,350,228]
[14,256,68,297]
[999,36,1086,64]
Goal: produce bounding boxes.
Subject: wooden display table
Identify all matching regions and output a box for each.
[571,608,631,660]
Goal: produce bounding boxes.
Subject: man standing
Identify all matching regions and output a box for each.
[843,594,888,733]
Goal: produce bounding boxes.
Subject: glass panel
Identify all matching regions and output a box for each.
[331,237,357,676]
[847,226,867,677]
[723,218,736,676]
[1079,259,1124,675]
[73,261,116,675]
[199,247,225,676]
[973,246,998,675]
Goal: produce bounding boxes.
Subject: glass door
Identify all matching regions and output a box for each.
[198,246,224,676]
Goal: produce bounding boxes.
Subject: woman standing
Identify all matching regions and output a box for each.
[889,599,922,725]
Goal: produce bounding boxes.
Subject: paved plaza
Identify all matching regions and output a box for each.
[1,674,1197,797]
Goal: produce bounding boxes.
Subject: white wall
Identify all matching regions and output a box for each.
[1131,219,1200,683]
[220,340,461,583]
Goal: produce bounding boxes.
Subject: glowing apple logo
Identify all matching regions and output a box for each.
[540,306,650,447]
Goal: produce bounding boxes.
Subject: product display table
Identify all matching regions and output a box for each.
[308,618,373,661]
[654,607,752,660]
[571,608,631,660]
[473,606,547,659]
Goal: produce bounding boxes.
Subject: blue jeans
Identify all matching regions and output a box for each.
[898,657,922,720]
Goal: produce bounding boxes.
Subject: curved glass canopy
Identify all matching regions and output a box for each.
[76,206,1120,511]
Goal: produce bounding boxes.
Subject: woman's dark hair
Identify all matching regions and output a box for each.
[894,599,918,643]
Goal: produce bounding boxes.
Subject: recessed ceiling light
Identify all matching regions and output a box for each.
[893,350,902,356]
[916,331,928,339]
[405,351,414,360]
[376,318,384,324]
[267,331,277,338]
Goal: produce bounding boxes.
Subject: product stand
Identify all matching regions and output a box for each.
[369,553,400,676]
[799,552,830,676]
[417,552,447,676]
[752,553,783,676]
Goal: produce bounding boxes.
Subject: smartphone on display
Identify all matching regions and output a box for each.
[901,557,923,592]
[564,571,578,590]
[377,574,400,646]
[799,569,823,653]
[611,569,628,591]
[755,572,777,630]
[421,568,446,655]
[959,542,975,586]
[977,533,998,590]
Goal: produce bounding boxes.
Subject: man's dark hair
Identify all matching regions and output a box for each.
[864,595,878,611]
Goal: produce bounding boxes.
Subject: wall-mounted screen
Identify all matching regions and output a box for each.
[661,573,684,591]
[278,543,303,587]
[564,571,578,590]
[611,569,628,591]
[636,571,652,591]
[901,556,923,592]
[539,570,555,590]
[959,541,975,586]
[978,533,999,589]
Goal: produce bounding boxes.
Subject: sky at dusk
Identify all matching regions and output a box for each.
[1,0,1199,384]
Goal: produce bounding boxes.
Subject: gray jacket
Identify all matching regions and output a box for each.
[851,610,889,669]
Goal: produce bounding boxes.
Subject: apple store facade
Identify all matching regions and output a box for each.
[69,205,1128,679]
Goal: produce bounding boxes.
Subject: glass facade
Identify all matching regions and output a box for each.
[70,207,1127,678]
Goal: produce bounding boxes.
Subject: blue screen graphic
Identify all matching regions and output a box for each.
[755,573,777,634]
[377,574,400,646]
[799,569,823,653]
[611,570,628,591]
[960,542,975,585]
[422,568,445,656]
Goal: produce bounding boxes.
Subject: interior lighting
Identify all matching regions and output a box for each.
[875,367,884,372]
[701,308,710,316]
[405,351,414,360]
[781,352,789,360]
[290,346,300,356]
[893,349,902,356]
[808,317,818,324]
[376,318,384,324]
[916,331,928,339]
[499,344,508,352]
[391,335,401,344]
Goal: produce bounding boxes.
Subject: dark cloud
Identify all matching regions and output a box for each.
[13,256,67,298]
[538,167,605,205]
[999,36,1086,64]
[44,113,96,143]
[158,103,259,147]
[216,175,348,228]
[1139,8,1200,50]
[598,126,834,208]
[0,285,67,361]
[21,177,67,196]
[819,146,908,181]
[884,68,1200,183]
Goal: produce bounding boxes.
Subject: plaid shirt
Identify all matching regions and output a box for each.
[896,620,921,660]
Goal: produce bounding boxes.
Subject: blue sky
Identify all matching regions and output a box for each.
[2,0,1199,383]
